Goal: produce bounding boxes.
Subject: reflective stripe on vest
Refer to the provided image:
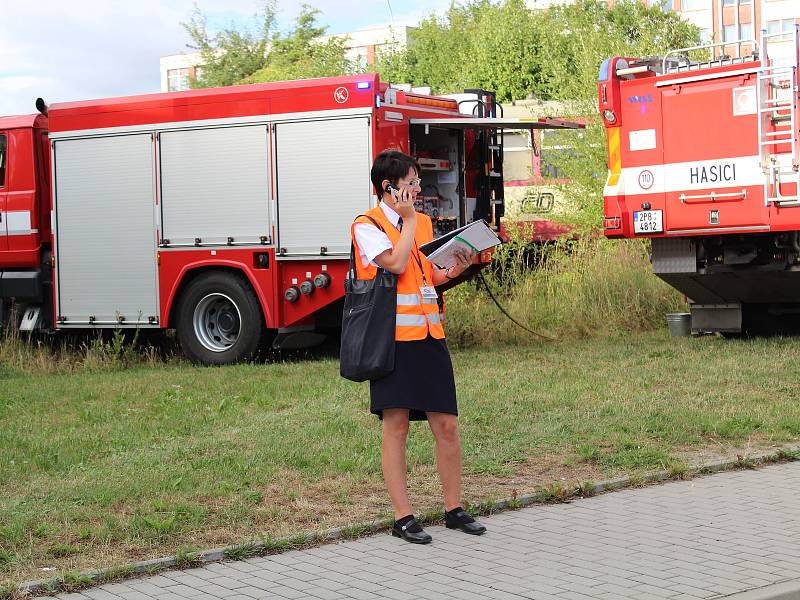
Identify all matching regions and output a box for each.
[396,313,443,326]
[397,293,438,306]
[351,206,446,341]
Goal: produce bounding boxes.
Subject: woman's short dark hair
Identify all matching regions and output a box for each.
[370,149,420,198]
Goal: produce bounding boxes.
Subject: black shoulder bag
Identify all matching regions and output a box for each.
[339,215,398,382]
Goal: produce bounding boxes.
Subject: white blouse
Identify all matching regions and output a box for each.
[353,202,402,267]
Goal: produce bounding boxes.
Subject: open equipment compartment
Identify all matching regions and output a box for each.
[409,123,464,237]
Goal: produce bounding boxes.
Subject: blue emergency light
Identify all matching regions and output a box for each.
[357,81,371,90]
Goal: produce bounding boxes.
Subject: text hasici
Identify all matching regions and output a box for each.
[689,163,736,184]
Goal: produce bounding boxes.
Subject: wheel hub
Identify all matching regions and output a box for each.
[193,293,241,352]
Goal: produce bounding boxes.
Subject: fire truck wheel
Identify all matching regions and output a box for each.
[176,271,263,365]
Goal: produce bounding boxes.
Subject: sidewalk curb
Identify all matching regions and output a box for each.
[16,443,800,598]
[725,578,800,599]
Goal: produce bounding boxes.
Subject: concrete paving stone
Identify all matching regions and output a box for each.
[259,584,306,599]
[348,570,388,584]
[663,582,717,598]
[83,589,125,600]
[243,559,290,574]
[310,578,351,592]
[729,572,783,586]
[124,583,165,596]
[263,568,310,581]
[478,589,534,600]
[157,585,198,598]
[338,590,385,600]
[234,575,279,589]
[553,591,596,600]
[405,586,458,600]
[629,584,677,599]
[115,593,156,600]
[206,575,251,590]
[278,575,332,592]
[161,573,206,588]
[232,585,280,599]
[445,587,506,600]
[101,584,137,594]
[221,561,264,574]
[262,553,303,566]
[346,579,388,593]
[188,583,233,598]
[306,591,349,600]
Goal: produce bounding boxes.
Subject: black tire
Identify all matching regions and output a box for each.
[175,271,264,365]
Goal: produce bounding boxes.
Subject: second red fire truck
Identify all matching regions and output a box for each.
[0,74,580,363]
[600,27,800,334]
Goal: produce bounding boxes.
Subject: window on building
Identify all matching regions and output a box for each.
[699,28,710,43]
[0,134,6,187]
[739,23,753,40]
[680,0,703,10]
[767,20,781,35]
[167,68,191,92]
[723,24,736,41]
[767,19,797,38]
[648,0,670,9]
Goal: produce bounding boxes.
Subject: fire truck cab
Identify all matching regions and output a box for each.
[0,114,52,326]
[600,27,800,334]
[1,74,580,363]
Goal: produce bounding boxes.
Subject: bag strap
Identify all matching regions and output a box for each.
[349,214,388,279]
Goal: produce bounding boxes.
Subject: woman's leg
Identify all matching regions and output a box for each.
[426,412,462,511]
[382,408,413,519]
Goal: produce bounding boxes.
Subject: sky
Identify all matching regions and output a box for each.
[0,0,452,116]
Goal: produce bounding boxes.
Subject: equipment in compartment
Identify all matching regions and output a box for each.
[411,125,462,237]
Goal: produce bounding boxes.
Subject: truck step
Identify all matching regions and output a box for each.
[19,306,40,331]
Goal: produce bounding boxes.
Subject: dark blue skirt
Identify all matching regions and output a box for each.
[370,334,458,421]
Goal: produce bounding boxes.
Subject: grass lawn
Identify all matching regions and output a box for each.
[2,330,800,588]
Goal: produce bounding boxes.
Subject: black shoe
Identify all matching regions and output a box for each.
[391,517,432,544]
[445,508,486,535]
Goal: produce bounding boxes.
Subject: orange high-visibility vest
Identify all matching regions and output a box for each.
[352,206,446,341]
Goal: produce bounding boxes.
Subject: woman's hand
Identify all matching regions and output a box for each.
[390,185,418,220]
[446,247,476,278]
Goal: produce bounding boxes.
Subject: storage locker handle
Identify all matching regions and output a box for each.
[679,190,747,204]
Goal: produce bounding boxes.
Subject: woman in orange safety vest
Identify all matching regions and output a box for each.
[351,149,486,544]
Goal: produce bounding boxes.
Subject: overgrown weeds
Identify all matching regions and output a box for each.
[444,233,685,348]
[0,326,172,375]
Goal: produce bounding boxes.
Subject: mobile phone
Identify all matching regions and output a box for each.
[385,183,400,193]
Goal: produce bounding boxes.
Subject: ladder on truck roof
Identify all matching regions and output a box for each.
[757,24,800,206]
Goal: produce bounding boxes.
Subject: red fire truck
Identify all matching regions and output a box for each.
[0,74,580,364]
[600,27,800,334]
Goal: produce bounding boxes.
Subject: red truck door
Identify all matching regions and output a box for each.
[660,73,767,233]
[0,132,8,251]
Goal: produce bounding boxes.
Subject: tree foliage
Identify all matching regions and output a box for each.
[378,0,698,103]
[183,2,352,88]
